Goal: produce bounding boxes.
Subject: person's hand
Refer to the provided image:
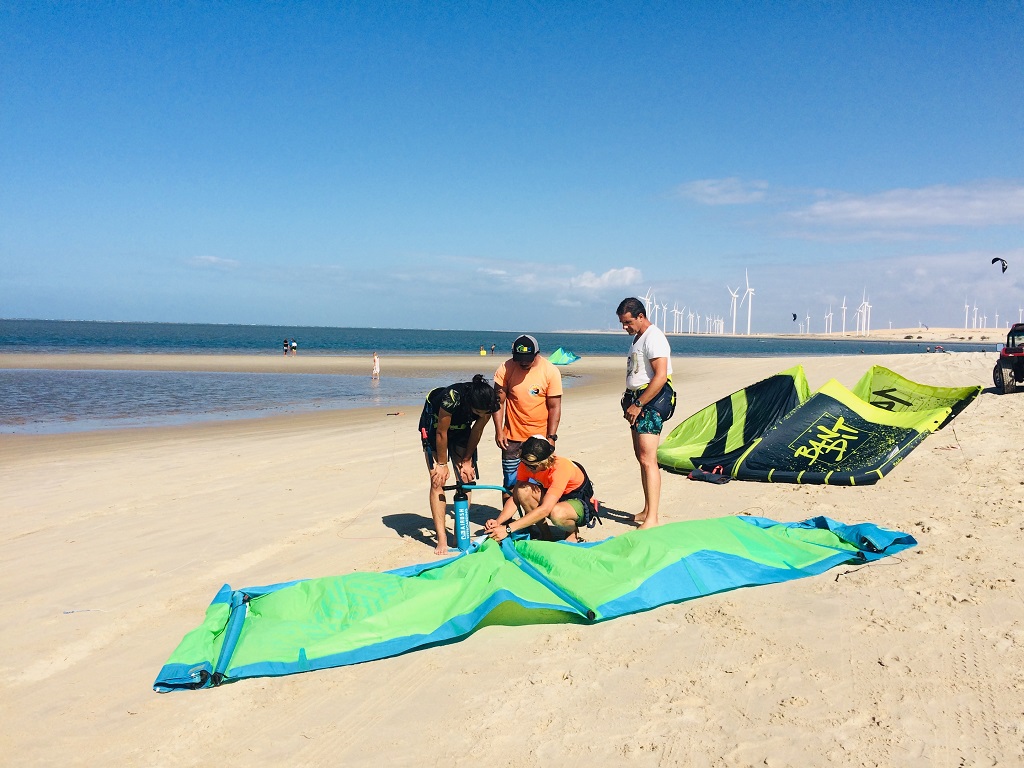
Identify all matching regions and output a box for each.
[488,523,508,542]
[484,518,498,532]
[430,463,450,487]
[495,433,510,450]
[625,403,641,426]
[457,460,476,483]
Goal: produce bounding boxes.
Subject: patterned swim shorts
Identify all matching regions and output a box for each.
[633,406,665,435]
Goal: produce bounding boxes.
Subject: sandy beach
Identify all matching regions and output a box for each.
[2,349,1021,766]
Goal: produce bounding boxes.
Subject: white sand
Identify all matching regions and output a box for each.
[2,351,1021,766]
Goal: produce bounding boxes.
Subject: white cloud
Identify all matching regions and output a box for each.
[188,255,240,268]
[677,177,769,205]
[790,182,1024,228]
[570,266,643,290]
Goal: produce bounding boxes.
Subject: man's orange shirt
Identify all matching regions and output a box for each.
[494,357,562,442]
[516,456,583,499]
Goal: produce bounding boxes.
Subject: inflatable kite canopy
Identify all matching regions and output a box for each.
[657,365,980,485]
[154,515,915,692]
[548,347,580,365]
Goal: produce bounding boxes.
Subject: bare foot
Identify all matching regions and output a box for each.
[565,529,580,543]
[434,542,450,556]
[637,516,659,530]
[631,512,647,526]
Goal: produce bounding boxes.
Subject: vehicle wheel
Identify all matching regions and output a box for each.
[993,362,1004,391]
[1002,361,1017,394]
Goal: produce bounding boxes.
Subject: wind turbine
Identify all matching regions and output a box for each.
[641,288,653,319]
[739,270,754,335]
[661,301,669,330]
[727,286,740,335]
[805,310,811,335]
[841,296,847,334]
[964,298,970,330]
[825,305,833,335]
[973,303,978,329]
[855,290,870,336]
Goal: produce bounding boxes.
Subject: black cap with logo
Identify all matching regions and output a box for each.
[511,334,539,363]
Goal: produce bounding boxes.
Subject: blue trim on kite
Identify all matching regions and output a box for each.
[738,515,918,558]
[212,591,248,682]
[220,587,582,683]
[153,661,214,692]
[596,548,857,618]
[210,583,234,605]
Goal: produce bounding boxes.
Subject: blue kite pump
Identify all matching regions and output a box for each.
[453,488,471,551]
[445,482,508,552]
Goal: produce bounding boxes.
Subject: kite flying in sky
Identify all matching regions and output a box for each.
[992,257,1008,273]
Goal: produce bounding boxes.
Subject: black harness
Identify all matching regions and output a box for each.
[560,461,602,529]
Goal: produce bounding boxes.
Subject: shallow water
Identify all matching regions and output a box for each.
[0,369,448,434]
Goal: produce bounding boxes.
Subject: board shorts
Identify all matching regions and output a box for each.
[422,433,479,477]
[621,383,676,436]
[419,400,478,476]
[563,498,585,524]
[558,462,599,528]
[500,439,525,492]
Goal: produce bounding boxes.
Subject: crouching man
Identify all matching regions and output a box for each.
[485,435,597,543]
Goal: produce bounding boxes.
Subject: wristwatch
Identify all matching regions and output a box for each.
[505,524,513,537]
[547,434,557,441]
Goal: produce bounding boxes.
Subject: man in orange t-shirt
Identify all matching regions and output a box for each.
[492,334,562,496]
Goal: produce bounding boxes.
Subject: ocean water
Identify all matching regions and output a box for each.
[0,369,448,434]
[0,319,997,434]
[0,318,996,357]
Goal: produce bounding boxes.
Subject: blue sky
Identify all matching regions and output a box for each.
[2,2,1022,333]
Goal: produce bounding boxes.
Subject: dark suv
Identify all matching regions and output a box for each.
[993,323,1024,394]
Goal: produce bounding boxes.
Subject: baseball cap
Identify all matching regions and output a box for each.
[521,435,555,464]
[511,334,539,363]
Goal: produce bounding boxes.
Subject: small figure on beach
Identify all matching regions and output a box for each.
[492,334,562,501]
[283,338,290,356]
[490,344,496,356]
[617,297,675,529]
[485,436,597,543]
[419,375,500,555]
[290,339,297,356]
[479,345,486,355]
[371,352,380,380]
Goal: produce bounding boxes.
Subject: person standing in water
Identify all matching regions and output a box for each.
[371,352,380,380]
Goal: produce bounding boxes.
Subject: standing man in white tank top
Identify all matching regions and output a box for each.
[616,297,675,529]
